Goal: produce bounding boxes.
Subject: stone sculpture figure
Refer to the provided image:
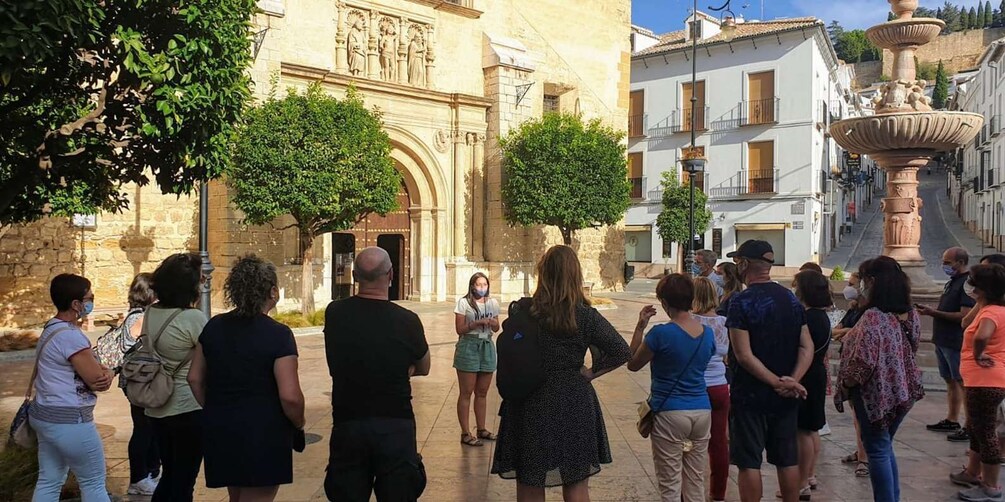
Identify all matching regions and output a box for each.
[347,17,367,76]
[408,31,426,87]
[379,23,397,81]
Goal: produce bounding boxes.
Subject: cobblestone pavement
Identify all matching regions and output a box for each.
[825,174,987,279]
[0,297,993,501]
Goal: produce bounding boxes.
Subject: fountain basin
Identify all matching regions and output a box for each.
[829,111,983,155]
[866,19,944,49]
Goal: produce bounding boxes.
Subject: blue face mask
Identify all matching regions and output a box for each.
[691,264,702,276]
[79,300,94,318]
[943,265,956,277]
[473,288,488,298]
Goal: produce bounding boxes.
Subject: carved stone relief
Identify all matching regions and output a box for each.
[434,130,450,153]
[334,3,435,89]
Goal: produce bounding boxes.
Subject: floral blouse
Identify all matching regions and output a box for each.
[838,308,924,427]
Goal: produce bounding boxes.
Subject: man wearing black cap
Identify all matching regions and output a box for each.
[725,240,814,502]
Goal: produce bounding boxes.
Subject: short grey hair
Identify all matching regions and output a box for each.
[696,249,717,265]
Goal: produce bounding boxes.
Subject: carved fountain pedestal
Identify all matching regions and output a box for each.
[830,0,983,289]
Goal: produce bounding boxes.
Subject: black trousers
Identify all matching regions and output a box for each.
[150,410,203,502]
[128,403,160,484]
[324,418,426,502]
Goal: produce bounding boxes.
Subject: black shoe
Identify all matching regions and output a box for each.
[948,429,971,442]
[927,419,962,432]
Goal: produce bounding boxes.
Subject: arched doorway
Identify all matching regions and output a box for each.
[332,184,413,300]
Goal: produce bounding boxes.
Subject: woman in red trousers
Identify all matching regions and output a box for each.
[693,277,730,502]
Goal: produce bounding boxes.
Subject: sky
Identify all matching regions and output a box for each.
[632,0,990,33]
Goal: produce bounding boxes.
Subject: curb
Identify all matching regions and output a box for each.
[0,349,36,364]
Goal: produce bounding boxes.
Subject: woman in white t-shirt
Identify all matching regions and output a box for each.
[453,272,500,447]
[32,274,114,501]
[693,276,730,502]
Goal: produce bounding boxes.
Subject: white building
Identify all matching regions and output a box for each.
[625,12,861,275]
[949,40,1005,252]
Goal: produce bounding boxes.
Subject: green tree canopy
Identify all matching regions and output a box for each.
[933,60,950,109]
[229,82,399,312]
[834,30,881,63]
[986,1,994,26]
[979,2,986,26]
[500,113,630,245]
[655,170,712,263]
[0,0,256,224]
[970,6,979,28]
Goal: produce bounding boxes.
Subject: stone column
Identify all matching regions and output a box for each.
[397,17,409,85]
[425,25,436,89]
[873,150,932,283]
[453,132,470,258]
[334,2,348,74]
[367,10,380,80]
[471,133,486,261]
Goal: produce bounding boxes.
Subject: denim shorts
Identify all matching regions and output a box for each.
[935,345,963,382]
[452,335,496,373]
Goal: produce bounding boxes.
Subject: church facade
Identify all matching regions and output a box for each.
[0,0,632,327]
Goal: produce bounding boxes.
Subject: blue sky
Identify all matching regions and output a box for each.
[632,0,989,33]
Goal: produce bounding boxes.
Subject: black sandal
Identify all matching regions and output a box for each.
[477,429,497,441]
[461,432,483,447]
[841,452,859,464]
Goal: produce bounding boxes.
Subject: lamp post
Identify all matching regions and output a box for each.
[682,0,734,277]
[198,181,215,318]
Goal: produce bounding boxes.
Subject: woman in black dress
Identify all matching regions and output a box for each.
[793,269,834,497]
[491,245,632,501]
[188,255,306,502]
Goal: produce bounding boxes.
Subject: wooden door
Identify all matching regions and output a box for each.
[629,91,645,137]
[747,141,775,193]
[748,71,775,124]
[628,153,644,198]
[682,81,706,130]
[347,185,412,299]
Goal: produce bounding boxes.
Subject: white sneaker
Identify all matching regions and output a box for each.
[127,476,157,495]
[820,423,832,436]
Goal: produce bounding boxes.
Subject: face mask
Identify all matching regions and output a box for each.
[473,288,488,298]
[943,265,956,277]
[78,300,94,319]
[691,264,702,276]
[964,282,977,299]
[843,286,859,301]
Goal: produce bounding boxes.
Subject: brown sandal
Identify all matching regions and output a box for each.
[477,429,497,441]
[461,432,483,447]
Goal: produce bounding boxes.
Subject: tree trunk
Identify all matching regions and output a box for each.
[299,229,316,315]
[560,227,573,246]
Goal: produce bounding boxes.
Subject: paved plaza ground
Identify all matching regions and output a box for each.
[0,296,995,501]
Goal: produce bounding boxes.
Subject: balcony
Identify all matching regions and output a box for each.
[994,116,1002,137]
[629,177,646,199]
[671,106,709,134]
[708,169,779,198]
[628,114,647,138]
[740,98,779,126]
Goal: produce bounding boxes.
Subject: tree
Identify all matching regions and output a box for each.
[655,170,712,269]
[0,0,257,224]
[986,1,994,26]
[917,59,938,81]
[941,2,962,32]
[888,12,896,21]
[933,60,950,109]
[500,113,630,246]
[978,2,986,27]
[229,83,400,313]
[970,6,979,28]
[835,30,881,63]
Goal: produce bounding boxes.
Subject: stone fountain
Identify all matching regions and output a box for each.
[829,0,984,288]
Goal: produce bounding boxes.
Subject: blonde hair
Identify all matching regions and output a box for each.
[692,276,719,314]
[532,245,589,335]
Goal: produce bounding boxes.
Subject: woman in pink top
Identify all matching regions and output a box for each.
[951,263,1005,502]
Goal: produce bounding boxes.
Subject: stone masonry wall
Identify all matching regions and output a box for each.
[882,28,1005,78]
[0,184,199,328]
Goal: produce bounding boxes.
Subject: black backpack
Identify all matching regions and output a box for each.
[496,298,546,401]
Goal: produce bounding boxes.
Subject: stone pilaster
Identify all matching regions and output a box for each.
[334,2,348,74]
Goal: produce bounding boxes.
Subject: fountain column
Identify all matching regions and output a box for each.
[829,0,983,289]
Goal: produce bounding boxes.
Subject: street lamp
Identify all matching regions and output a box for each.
[198,181,215,318]
[681,0,733,277]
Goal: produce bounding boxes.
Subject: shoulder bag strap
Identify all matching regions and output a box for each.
[650,328,708,411]
[24,323,74,400]
[149,309,184,360]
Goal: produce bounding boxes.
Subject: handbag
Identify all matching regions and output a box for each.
[120,309,185,409]
[93,309,142,370]
[636,329,707,439]
[8,323,73,449]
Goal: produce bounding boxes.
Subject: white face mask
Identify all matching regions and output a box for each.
[964,282,977,299]
[843,286,859,301]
